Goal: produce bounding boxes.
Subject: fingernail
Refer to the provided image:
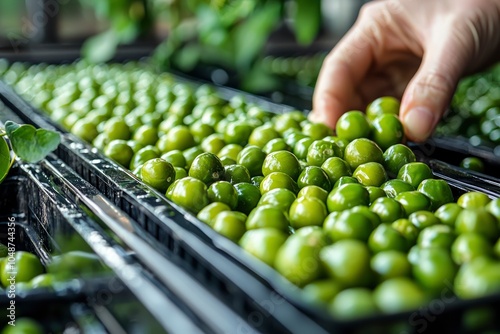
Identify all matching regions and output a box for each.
[308,111,324,123]
[403,107,436,142]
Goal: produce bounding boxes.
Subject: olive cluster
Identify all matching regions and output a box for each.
[4,60,500,324]
[438,62,500,149]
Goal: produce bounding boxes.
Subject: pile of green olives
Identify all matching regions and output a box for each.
[4,60,500,323]
[438,62,500,149]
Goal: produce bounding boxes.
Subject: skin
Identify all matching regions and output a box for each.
[311,0,500,142]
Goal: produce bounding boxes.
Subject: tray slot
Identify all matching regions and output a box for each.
[43,156,323,333]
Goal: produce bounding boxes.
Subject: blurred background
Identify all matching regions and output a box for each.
[0,0,370,108]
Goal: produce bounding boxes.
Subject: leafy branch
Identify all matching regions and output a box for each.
[79,0,323,90]
[79,0,154,63]
[0,121,61,183]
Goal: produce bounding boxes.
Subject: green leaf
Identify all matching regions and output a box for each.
[113,14,140,43]
[197,5,228,46]
[172,43,201,72]
[293,0,321,45]
[81,30,120,63]
[219,0,256,27]
[0,137,11,183]
[233,2,282,70]
[4,121,61,163]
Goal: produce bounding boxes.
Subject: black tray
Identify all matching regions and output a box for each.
[0,81,268,333]
[54,135,500,334]
[40,151,264,334]
[0,161,216,333]
[0,67,331,333]
[2,68,500,333]
[410,136,500,179]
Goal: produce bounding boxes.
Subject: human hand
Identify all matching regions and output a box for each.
[311,0,500,142]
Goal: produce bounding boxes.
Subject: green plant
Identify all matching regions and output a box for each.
[79,0,153,62]
[0,121,61,183]
[80,0,323,91]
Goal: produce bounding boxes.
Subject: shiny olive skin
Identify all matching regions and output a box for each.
[397,162,433,189]
[352,162,388,187]
[335,111,371,142]
[434,203,463,226]
[189,152,225,185]
[324,209,374,242]
[451,233,493,265]
[237,145,266,177]
[395,191,431,216]
[307,140,342,167]
[412,247,457,295]
[234,182,261,215]
[368,223,408,253]
[289,197,328,229]
[197,202,231,227]
[383,144,416,177]
[370,197,405,223]
[321,157,351,185]
[212,211,247,242]
[381,179,414,198]
[371,250,411,281]
[297,166,332,191]
[330,288,378,319]
[327,183,370,212]
[417,179,455,211]
[343,138,384,171]
[246,205,289,232]
[239,228,288,267]
[274,232,324,287]
[321,239,373,287]
[141,158,176,193]
[262,150,302,180]
[207,181,238,209]
[166,177,209,214]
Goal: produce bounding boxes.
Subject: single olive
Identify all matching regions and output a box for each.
[327,183,370,212]
[289,197,328,229]
[451,232,493,265]
[370,197,405,223]
[353,162,388,187]
[344,138,384,171]
[335,111,371,142]
[383,144,416,177]
[297,166,332,191]
[189,152,225,185]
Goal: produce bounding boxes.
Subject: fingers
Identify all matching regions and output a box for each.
[312,0,500,143]
[311,22,374,127]
[399,0,500,142]
[400,26,471,142]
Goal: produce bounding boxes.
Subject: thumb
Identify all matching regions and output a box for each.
[400,30,470,142]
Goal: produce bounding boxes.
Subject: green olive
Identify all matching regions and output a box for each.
[321,239,373,287]
[343,138,384,171]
